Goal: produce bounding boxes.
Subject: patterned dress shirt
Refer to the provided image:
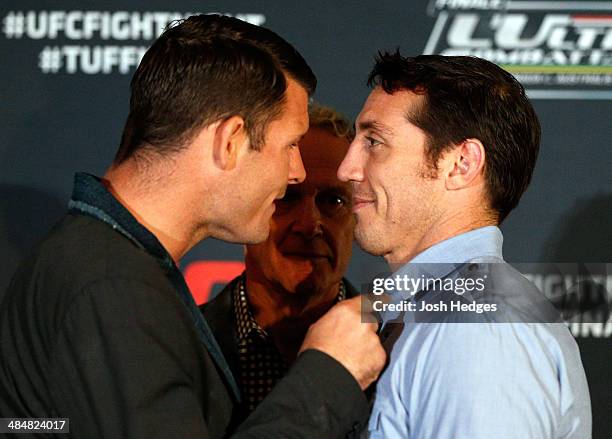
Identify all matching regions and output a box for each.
[233,275,346,413]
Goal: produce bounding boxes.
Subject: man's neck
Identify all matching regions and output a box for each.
[103,161,207,262]
[244,272,341,362]
[385,212,497,269]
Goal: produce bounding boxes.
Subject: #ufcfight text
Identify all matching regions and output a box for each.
[3,10,266,74]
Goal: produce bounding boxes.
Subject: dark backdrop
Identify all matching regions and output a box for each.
[1,1,610,437]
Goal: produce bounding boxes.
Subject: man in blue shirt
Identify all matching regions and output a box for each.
[338,52,591,438]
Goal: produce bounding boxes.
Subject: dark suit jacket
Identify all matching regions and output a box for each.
[0,174,368,438]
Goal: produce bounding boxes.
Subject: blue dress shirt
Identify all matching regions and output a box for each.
[369,226,592,438]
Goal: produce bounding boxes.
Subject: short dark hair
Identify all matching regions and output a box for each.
[368,51,541,222]
[114,14,316,164]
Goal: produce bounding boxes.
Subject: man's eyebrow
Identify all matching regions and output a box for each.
[289,133,305,145]
[356,119,394,136]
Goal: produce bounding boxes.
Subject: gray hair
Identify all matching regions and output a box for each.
[308,103,354,141]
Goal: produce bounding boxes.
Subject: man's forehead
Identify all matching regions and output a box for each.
[301,127,349,164]
[302,160,347,184]
[285,107,308,134]
[296,171,351,194]
[285,78,310,131]
[302,148,346,170]
[302,157,350,193]
[297,110,309,134]
[356,87,422,131]
[299,132,350,191]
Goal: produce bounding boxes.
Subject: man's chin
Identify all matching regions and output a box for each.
[294,281,325,297]
[241,208,275,244]
[241,228,270,245]
[354,228,386,257]
[218,223,270,245]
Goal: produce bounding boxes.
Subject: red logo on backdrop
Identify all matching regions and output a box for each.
[183,260,245,305]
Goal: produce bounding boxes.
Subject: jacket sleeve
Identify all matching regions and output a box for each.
[234,349,370,438]
[49,277,369,438]
[48,277,212,439]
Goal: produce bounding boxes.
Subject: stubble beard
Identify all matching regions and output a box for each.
[353,218,389,257]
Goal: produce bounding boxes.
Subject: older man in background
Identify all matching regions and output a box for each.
[202,104,358,422]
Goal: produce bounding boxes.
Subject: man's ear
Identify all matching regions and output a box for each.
[445,138,486,190]
[212,116,248,170]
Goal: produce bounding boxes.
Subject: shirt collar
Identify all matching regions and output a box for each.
[392,226,504,279]
[68,172,174,270]
[234,276,268,343]
[377,226,504,322]
[233,275,347,344]
[410,225,503,264]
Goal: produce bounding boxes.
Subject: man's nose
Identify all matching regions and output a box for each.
[337,141,364,183]
[291,198,323,238]
[288,148,306,184]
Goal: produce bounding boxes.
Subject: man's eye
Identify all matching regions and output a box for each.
[318,193,347,207]
[329,195,345,205]
[364,136,382,148]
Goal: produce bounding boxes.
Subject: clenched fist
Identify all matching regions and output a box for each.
[299,296,386,390]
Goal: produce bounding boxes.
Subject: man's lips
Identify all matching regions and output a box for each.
[352,197,375,211]
[280,238,333,261]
